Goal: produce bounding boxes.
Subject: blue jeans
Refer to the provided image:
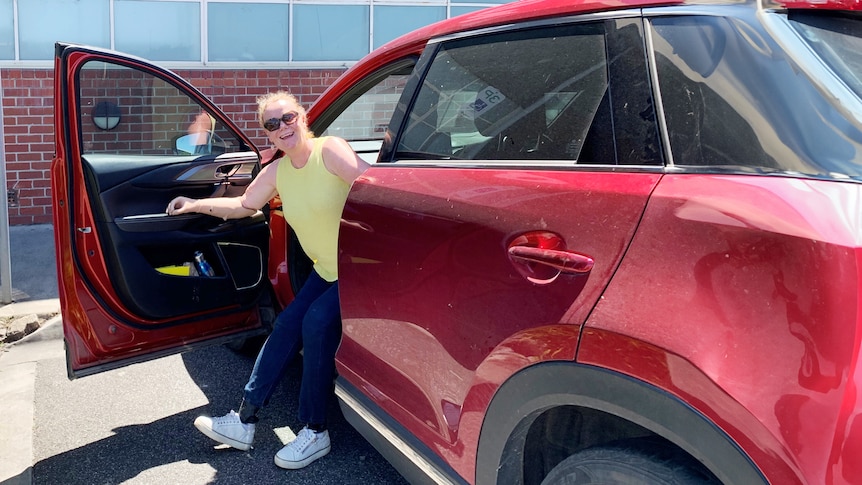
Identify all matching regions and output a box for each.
[243,270,341,425]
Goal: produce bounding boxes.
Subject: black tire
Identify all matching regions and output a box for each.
[540,440,721,485]
[225,334,267,356]
[225,290,276,356]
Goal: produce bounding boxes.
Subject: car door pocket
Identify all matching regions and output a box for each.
[145,243,262,291]
[149,246,224,278]
[218,242,264,290]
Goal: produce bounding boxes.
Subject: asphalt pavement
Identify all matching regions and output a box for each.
[0,224,408,485]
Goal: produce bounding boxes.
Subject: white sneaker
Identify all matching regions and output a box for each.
[274,427,331,469]
[194,410,255,451]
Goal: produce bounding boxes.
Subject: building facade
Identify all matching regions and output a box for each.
[0,0,498,224]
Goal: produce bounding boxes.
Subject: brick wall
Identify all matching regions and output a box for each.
[1,67,345,225]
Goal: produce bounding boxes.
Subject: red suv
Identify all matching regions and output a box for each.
[53,0,862,483]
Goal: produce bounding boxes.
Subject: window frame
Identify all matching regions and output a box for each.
[380,11,665,170]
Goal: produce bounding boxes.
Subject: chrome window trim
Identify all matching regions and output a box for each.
[380,160,668,172]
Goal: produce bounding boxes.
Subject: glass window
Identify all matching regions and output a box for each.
[790,13,862,102]
[651,15,862,178]
[397,24,613,162]
[373,6,445,49]
[77,60,243,156]
[320,62,413,163]
[293,4,369,61]
[115,0,200,61]
[19,0,110,60]
[322,74,410,141]
[0,0,12,60]
[208,3,289,62]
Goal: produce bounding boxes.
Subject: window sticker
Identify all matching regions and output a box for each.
[463,86,506,119]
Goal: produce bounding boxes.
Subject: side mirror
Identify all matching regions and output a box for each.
[173,133,227,155]
[174,133,202,155]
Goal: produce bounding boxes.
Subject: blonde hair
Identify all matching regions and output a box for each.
[257,91,305,127]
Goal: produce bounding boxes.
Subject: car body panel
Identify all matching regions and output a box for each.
[336,166,661,480]
[581,174,862,484]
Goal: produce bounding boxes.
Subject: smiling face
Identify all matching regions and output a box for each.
[263,97,310,153]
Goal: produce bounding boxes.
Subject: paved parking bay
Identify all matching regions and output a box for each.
[4,334,408,485]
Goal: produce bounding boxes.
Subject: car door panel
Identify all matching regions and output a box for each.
[333,16,664,477]
[337,167,661,457]
[54,43,269,378]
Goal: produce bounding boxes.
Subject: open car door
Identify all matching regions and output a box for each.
[52,43,271,378]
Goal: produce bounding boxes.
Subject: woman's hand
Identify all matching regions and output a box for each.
[166,196,197,216]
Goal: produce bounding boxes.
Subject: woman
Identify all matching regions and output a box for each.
[166,91,369,469]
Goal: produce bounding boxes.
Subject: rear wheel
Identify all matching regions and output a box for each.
[540,440,720,485]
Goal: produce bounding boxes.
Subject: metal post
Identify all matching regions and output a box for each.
[0,69,13,304]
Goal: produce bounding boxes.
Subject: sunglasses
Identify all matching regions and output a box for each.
[263,111,299,132]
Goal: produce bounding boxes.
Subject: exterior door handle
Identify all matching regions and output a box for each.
[507,231,593,284]
[507,246,594,274]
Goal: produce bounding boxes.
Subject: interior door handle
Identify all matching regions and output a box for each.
[507,246,594,274]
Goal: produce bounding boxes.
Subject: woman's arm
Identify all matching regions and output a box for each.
[321,137,371,185]
[166,161,279,220]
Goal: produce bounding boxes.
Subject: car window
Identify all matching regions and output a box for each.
[398,24,609,162]
[393,21,660,165]
[651,15,862,179]
[319,64,412,163]
[78,60,242,157]
[789,12,862,101]
[321,74,410,142]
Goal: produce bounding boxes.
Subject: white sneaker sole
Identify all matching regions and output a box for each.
[194,417,253,451]
[274,445,331,469]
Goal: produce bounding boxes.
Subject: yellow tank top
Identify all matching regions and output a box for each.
[276,137,351,282]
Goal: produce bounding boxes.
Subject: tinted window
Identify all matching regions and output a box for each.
[652,15,862,179]
[790,12,862,101]
[395,21,661,165]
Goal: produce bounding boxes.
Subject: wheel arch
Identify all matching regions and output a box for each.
[475,361,767,485]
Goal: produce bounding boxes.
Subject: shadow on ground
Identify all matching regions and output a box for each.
[31,344,408,484]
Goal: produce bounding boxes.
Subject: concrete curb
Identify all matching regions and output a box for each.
[10,314,63,346]
[1,299,61,346]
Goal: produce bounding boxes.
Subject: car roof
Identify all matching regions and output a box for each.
[389,0,679,49]
[393,0,862,49]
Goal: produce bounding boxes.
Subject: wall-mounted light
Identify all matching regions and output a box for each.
[92,101,121,130]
